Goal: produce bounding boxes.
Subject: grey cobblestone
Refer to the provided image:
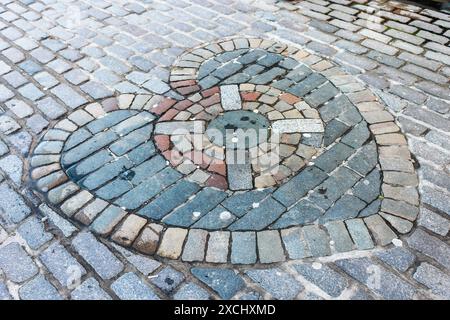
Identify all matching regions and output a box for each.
[17,216,53,250]
[413,263,450,299]
[111,272,160,300]
[0,242,38,283]
[40,242,87,288]
[407,230,450,269]
[246,268,303,300]
[71,278,111,300]
[72,231,124,280]
[19,275,62,300]
[335,257,416,300]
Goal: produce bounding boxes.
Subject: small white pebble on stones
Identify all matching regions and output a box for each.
[312,262,322,270]
[252,202,260,208]
[392,238,403,247]
[192,211,201,220]
[220,211,232,220]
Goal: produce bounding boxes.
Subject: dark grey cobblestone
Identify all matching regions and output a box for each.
[71,278,111,300]
[335,257,416,300]
[293,263,347,297]
[245,268,303,300]
[0,243,38,283]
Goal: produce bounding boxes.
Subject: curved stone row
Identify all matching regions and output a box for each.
[29,38,420,264]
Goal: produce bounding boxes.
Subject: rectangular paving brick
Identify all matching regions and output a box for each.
[62,131,118,166]
[257,230,285,263]
[220,84,241,110]
[0,183,31,227]
[325,221,354,252]
[281,227,310,259]
[287,73,327,97]
[227,162,253,190]
[139,180,200,219]
[315,143,355,173]
[272,119,324,133]
[115,167,181,210]
[19,275,62,300]
[228,196,285,231]
[71,278,111,300]
[273,166,328,207]
[407,229,450,269]
[182,229,208,262]
[72,231,124,280]
[51,84,88,109]
[111,273,159,300]
[413,263,450,299]
[206,231,230,263]
[302,225,331,257]
[157,228,187,259]
[231,231,257,264]
[335,257,415,300]
[40,242,87,288]
[0,242,38,283]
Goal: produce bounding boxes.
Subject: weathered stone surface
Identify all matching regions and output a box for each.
[72,231,124,280]
[231,231,257,264]
[71,278,111,300]
[111,273,160,300]
[191,268,245,299]
[335,257,416,300]
[413,263,450,299]
[19,275,62,300]
[293,263,348,297]
[40,242,87,288]
[375,247,415,272]
[0,243,38,283]
[151,267,185,294]
[364,214,397,246]
[407,230,450,269]
[17,216,53,250]
[173,283,210,300]
[220,85,242,110]
[157,228,187,259]
[111,214,147,246]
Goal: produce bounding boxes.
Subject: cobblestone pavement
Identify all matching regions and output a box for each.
[0,0,449,300]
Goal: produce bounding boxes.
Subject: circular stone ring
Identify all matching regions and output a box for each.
[30,38,419,265]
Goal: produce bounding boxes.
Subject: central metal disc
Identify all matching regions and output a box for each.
[206,110,270,149]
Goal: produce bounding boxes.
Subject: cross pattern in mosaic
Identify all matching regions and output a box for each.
[153,84,326,191]
[30,38,420,264]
